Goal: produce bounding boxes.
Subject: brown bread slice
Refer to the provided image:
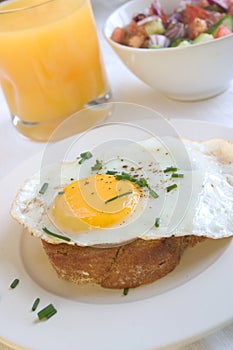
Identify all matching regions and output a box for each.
[42,235,205,289]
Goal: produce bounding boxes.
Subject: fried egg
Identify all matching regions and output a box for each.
[10,137,233,246]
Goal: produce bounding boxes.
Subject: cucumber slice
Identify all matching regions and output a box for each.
[150,45,164,49]
[208,15,233,36]
[144,18,165,35]
[170,38,191,47]
[177,40,192,47]
[193,33,214,44]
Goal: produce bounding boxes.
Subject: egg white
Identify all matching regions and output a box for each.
[10,137,233,246]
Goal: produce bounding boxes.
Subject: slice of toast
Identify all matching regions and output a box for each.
[42,235,205,289]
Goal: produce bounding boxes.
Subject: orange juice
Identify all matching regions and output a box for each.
[0,0,109,140]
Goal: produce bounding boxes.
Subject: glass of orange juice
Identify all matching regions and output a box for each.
[0,0,110,142]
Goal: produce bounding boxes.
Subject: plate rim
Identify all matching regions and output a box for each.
[1,118,233,350]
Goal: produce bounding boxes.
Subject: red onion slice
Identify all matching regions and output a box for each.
[137,15,158,26]
[151,0,163,17]
[207,0,228,11]
[148,34,170,47]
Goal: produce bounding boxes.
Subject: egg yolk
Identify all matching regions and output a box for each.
[51,174,140,234]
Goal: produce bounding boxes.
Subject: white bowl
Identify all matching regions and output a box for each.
[103,0,233,101]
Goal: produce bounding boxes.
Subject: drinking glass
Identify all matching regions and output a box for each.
[0,0,110,141]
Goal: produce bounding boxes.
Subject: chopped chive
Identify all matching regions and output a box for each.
[78,151,93,164]
[113,172,159,199]
[115,172,137,182]
[58,191,64,195]
[32,298,40,312]
[166,184,178,192]
[135,178,147,187]
[37,303,57,321]
[148,187,159,199]
[163,167,178,173]
[10,278,19,289]
[106,170,118,175]
[171,173,184,178]
[123,287,129,296]
[105,191,133,204]
[91,159,102,171]
[117,172,138,184]
[155,217,161,228]
[42,227,71,242]
[39,182,49,194]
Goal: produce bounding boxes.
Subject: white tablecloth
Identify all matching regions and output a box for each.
[0,1,233,349]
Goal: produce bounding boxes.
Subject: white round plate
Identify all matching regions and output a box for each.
[1,119,233,350]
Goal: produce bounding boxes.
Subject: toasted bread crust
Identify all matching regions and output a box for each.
[42,235,205,289]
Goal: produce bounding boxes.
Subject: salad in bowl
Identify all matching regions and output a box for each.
[110,0,233,48]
